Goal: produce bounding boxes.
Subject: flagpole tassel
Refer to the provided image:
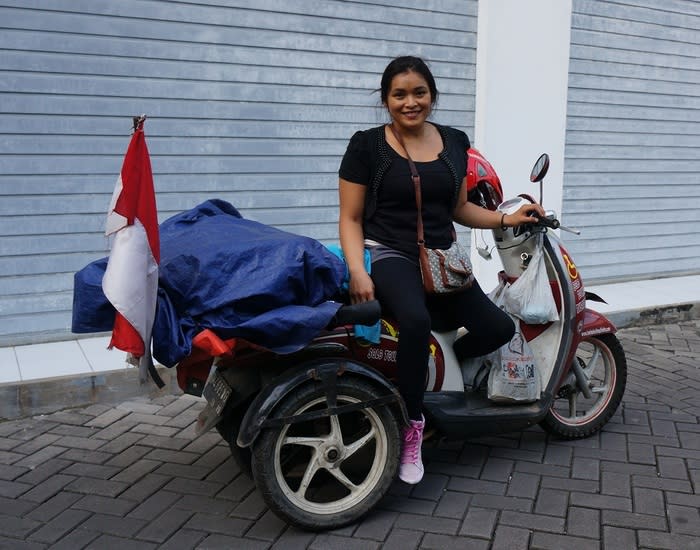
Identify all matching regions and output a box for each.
[132,114,147,132]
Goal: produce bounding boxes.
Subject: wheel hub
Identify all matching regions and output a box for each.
[557,385,575,399]
[325,447,340,462]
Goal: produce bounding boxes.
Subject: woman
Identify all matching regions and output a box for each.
[338,56,543,484]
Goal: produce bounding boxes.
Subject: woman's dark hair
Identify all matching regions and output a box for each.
[379,56,439,106]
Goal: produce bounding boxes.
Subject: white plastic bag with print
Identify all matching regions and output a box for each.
[487,324,541,403]
[503,234,559,324]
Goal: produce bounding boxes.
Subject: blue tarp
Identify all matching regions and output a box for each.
[73,199,345,367]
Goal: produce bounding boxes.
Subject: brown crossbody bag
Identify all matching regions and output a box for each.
[389,125,474,294]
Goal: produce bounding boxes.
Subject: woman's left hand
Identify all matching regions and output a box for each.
[504,203,546,227]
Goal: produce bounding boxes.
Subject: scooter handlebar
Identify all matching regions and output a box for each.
[531,211,560,229]
[506,198,580,234]
[532,212,581,235]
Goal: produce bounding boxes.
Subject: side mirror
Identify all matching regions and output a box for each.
[530,153,550,183]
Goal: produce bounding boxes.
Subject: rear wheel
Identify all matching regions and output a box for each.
[541,333,626,439]
[252,377,400,530]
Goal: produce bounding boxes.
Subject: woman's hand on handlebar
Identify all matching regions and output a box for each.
[504,203,546,227]
[348,270,375,304]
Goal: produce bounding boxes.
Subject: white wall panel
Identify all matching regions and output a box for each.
[0,0,477,343]
[562,0,700,283]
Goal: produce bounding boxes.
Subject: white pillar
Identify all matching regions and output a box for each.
[472,0,573,286]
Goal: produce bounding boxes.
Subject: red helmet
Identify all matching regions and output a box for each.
[466,148,503,211]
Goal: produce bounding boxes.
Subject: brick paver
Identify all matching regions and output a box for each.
[0,320,698,548]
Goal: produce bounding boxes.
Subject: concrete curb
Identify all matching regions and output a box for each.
[0,366,181,421]
[605,301,700,330]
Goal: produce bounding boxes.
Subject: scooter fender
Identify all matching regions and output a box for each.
[581,308,617,337]
[236,358,407,448]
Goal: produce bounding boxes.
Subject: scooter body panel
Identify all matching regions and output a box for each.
[582,308,617,337]
[313,320,453,392]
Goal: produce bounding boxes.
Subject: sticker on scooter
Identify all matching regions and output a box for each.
[562,252,578,280]
[366,347,397,362]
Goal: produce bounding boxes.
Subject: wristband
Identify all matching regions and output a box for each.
[500,213,508,230]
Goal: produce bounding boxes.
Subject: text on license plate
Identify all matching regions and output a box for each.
[202,369,232,416]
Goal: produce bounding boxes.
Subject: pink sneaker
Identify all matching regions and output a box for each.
[399,415,425,484]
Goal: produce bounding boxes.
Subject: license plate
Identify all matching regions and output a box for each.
[202,368,232,416]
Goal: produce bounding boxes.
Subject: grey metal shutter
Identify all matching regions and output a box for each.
[562,0,700,283]
[0,0,477,344]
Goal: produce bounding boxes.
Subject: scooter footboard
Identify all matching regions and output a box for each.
[423,391,550,439]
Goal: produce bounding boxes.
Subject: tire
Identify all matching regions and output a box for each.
[252,377,401,531]
[541,333,627,439]
[216,403,253,478]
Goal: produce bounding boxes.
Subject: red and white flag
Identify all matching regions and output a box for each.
[102,118,161,384]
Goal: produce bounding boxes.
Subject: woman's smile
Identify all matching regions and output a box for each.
[385,70,433,132]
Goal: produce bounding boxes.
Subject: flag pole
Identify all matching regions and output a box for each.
[103,114,164,388]
[132,114,147,133]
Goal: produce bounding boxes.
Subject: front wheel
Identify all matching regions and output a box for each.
[252,377,401,531]
[541,333,627,439]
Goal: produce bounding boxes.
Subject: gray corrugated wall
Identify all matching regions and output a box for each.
[0,0,477,344]
[562,0,700,283]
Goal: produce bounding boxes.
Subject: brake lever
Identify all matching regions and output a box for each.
[558,224,581,235]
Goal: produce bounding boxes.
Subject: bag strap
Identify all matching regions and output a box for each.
[388,124,425,246]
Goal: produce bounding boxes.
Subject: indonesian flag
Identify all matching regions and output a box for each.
[102,119,161,385]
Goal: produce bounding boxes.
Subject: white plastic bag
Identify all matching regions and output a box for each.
[487,325,541,403]
[503,234,559,324]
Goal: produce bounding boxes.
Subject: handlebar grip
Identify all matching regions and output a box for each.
[532,212,559,229]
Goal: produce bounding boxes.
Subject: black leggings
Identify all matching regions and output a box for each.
[371,257,515,420]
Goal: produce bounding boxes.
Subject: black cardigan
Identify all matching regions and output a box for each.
[340,123,470,222]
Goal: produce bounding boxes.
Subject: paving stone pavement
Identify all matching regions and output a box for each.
[0,320,698,549]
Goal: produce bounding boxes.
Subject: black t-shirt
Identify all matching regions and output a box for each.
[339,124,466,258]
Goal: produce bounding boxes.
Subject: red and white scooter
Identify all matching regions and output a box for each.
[178,152,627,530]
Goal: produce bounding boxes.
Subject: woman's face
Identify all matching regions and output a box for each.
[385,70,433,132]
